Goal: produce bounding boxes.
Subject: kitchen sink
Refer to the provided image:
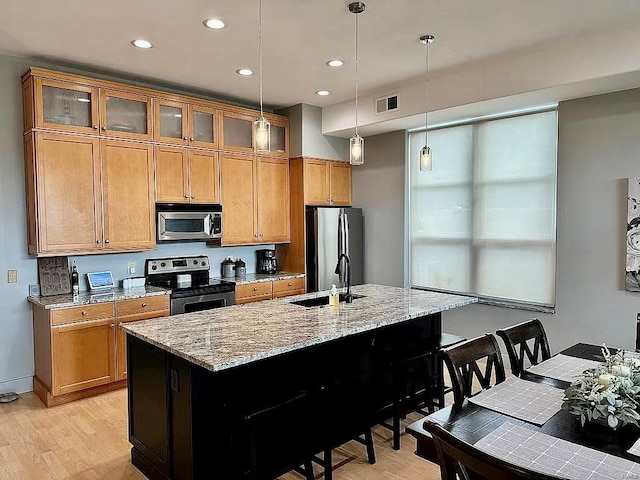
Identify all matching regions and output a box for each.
[290,293,365,307]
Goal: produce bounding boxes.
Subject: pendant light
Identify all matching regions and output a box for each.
[349,2,365,166]
[254,0,270,153]
[419,34,435,171]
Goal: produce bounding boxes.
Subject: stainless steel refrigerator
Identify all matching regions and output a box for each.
[305,207,364,292]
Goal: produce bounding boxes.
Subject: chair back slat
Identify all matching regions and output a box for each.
[496,319,551,376]
[440,334,506,408]
[423,420,564,480]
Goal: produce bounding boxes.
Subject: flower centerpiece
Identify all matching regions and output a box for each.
[562,344,640,429]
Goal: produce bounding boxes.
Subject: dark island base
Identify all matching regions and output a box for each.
[127,313,443,479]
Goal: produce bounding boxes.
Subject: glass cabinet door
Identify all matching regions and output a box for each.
[269,123,288,156]
[221,111,254,153]
[35,78,98,134]
[100,90,151,140]
[189,104,218,149]
[155,100,187,144]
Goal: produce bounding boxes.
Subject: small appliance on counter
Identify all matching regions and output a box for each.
[145,255,235,315]
[221,257,235,278]
[234,258,246,279]
[256,249,278,274]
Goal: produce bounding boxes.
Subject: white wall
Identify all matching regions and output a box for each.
[0,54,268,394]
[352,131,406,287]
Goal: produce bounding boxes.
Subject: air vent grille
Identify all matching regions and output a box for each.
[375,93,399,115]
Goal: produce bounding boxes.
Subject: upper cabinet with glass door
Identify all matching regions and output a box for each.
[33,78,99,135]
[264,114,289,158]
[221,110,255,153]
[154,99,188,145]
[100,90,152,141]
[188,104,218,149]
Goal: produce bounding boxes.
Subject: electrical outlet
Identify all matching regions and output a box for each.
[127,261,136,275]
[7,270,17,283]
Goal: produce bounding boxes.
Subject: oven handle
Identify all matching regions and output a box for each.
[208,214,215,236]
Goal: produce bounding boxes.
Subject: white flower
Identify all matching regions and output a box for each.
[598,374,616,388]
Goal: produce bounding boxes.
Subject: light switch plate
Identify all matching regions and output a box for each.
[7,270,17,283]
[127,261,136,275]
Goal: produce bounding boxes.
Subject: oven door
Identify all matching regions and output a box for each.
[170,291,236,315]
[157,211,222,242]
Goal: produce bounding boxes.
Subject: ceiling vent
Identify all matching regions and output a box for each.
[375,93,399,115]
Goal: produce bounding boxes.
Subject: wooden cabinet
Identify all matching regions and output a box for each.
[115,296,170,380]
[100,89,152,141]
[101,140,155,250]
[257,157,290,243]
[265,114,289,158]
[156,146,219,204]
[33,77,99,134]
[236,276,305,304]
[188,104,219,149]
[32,294,169,407]
[154,101,219,149]
[220,154,290,245]
[303,158,352,206]
[52,318,116,396]
[27,134,154,256]
[221,110,255,153]
[32,133,102,254]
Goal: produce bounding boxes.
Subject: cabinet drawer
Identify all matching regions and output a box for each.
[51,303,114,326]
[236,282,273,300]
[116,295,170,317]
[272,277,305,296]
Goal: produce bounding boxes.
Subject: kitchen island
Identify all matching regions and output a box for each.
[122,284,476,479]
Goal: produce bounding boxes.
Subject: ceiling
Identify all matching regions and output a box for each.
[1,0,640,110]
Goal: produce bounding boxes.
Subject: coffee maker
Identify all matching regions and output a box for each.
[257,249,278,274]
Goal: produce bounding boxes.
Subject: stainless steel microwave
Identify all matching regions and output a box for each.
[156,204,222,243]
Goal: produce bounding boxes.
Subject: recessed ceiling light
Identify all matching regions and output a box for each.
[203,18,226,30]
[131,39,154,49]
[316,90,330,96]
[236,68,254,76]
[326,59,344,67]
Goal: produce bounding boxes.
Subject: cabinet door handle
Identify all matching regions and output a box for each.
[96,240,101,244]
[260,234,264,237]
[110,323,115,328]
[93,125,98,130]
[105,239,110,244]
[141,302,147,307]
[254,234,259,238]
[183,136,188,140]
[190,137,195,141]
[184,194,190,199]
[288,282,292,286]
[191,195,195,199]
[81,311,87,316]
[101,126,107,131]
[253,287,258,291]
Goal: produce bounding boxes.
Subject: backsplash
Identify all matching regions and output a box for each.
[69,243,272,292]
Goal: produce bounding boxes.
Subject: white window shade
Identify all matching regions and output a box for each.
[409,110,557,309]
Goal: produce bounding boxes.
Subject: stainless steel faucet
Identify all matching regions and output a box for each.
[335,253,353,303]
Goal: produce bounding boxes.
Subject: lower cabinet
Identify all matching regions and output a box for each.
[235,277,305,305]
[32,294,170,407]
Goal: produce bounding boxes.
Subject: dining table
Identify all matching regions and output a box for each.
[407,343,640,478]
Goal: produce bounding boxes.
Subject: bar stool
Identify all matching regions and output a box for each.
[239,388,317,480]
[380,333,466,450]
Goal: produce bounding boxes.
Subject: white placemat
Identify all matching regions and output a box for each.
[476,422,640,480]
[627,437,640,458]
[467,376,564,426]
[526,354,602,383]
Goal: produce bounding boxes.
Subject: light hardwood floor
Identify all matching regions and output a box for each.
[0,389,441,480]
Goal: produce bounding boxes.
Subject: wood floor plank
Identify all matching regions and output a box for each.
[0,389,441,479]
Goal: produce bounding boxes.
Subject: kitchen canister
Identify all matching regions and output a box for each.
[221,257,235,278]
[234,258,246,279]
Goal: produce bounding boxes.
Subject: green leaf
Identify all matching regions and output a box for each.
[608,415,619,428]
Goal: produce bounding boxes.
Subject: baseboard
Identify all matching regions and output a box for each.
[0,375,33,395]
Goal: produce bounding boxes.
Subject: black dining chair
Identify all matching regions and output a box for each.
[440,334,506,408]
[422,419,564,480]
[496,319,551,377]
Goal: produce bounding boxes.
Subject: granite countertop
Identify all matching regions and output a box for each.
[122,284,476,373]
[215,272,305,286]
[28,285,170,309]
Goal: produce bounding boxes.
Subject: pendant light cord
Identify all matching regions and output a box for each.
[354,9,359,136]
[259,0,264,118]
[425,38,429,144]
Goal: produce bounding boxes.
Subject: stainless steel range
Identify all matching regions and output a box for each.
[145,255,235,315]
